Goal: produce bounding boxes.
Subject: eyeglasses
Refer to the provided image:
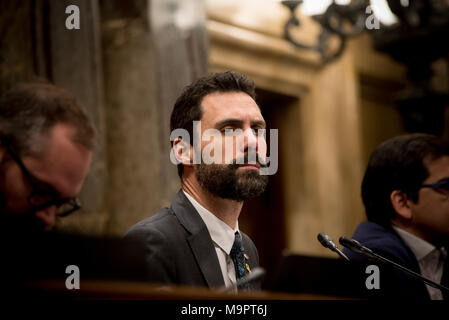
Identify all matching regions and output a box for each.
[420,179,449,196]
[1,138,81,217]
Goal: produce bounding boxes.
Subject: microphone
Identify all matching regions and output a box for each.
[236,267,266,289]
[317,233,350,261]
[339,236,449,293]
[339,236,376,257]
[218,267,266,292]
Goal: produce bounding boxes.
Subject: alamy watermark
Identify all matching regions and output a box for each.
[65,5,80,30]
[65,264,80,290]
[365,264,380,290]
[365,5,380,30]
[64,4,382,32]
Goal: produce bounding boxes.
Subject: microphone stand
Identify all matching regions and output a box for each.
[339,236,449,293]
[217,267,266,293]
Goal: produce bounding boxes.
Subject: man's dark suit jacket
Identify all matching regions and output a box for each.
[343,221,431,300]
[124,190,260,290]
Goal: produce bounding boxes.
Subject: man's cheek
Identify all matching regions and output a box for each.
[258,139,267,160]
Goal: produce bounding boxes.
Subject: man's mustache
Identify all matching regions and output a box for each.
[229,153,268,169]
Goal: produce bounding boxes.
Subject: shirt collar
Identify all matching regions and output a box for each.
[183,190,238,255]
[392,225,440,261]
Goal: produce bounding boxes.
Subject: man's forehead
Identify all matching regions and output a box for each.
[24,124,92,197]
[424,155,449,181]
[200,91,263,123]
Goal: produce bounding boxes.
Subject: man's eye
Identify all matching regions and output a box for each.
[435,188,449,197]
[435,181,449,191]
[251,127,265,134]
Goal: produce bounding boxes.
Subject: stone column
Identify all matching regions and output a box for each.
[100,0,208,235]
[47,0,108,235]
[0,1,38,94]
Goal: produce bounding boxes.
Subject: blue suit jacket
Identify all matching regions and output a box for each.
[343,221,431,300]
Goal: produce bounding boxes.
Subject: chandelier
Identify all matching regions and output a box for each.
[280,0,449,135]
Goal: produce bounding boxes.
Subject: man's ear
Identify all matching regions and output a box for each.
[172,138,193,167]
[390,190,413,220]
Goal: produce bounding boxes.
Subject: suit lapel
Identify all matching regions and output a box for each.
[188,229,225,288]
[171,190,225,288]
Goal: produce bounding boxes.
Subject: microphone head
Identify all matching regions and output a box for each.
[317,233,337,250]
[339,236,364,254]
[236,267,266,288]
[248,267,266,279]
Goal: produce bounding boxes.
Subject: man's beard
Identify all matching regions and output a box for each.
[196,157,269,202]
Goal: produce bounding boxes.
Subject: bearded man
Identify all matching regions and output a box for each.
[125,71,268,291]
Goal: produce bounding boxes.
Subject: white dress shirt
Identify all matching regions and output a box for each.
[393,226,447,300]
[183,191,239,289]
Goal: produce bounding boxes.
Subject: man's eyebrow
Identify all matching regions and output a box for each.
[251,120,266,128]
[30,174,59,195]
[22,164,64,195]
[215,119,243,129]
[215,119,266,129]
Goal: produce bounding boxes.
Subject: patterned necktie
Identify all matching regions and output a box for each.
[230,231,249,290]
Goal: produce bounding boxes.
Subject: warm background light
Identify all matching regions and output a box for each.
[370,0,399,25]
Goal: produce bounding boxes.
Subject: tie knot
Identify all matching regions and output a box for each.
[231,232,244,255]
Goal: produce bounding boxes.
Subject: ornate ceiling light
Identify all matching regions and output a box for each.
[280,0,449,135]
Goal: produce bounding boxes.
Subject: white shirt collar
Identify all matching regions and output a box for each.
[392,225,441,261]
[183,190,238,255]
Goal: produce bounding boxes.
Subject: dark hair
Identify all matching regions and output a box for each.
[0,82,96,157]
[361,133,449,226]
[170,71,256,178]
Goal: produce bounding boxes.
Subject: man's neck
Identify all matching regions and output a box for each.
[182,177,243,230]
[391,219,444,247]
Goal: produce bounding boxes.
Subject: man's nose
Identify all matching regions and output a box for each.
[244,129,258,152]
[35,205,57,230]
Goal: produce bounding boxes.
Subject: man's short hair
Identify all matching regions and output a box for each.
[0,82,96,157]
[170,71,256,178]
[361,133,449,226]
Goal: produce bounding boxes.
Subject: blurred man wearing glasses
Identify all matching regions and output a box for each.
[0,83,148,297]
[344,133,449,300]
[0,82,95,232]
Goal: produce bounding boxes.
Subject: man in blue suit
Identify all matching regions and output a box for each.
[344,134,449,300]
